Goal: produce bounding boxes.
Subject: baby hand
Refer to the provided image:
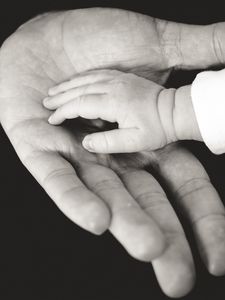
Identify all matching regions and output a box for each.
[43,69,177,153]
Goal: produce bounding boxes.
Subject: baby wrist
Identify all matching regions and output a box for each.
[173,85,202,142]
[157,88,179,144]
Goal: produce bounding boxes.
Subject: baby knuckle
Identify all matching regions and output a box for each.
[92,178,123,194]
[112,80,128,97]
[77,94,86,105]
[76,95,87,113]
[109,69,123,76]
[124,135,137,150]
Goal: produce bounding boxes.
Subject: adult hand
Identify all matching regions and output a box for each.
[1,8,225,297]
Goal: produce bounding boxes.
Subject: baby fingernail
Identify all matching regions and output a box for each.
[43,97,49,105]
[83,137,94,152]
[48,115,54,124]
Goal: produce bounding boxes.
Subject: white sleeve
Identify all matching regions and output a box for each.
[191,68,225,154]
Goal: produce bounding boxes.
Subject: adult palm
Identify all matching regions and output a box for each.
[1,8,225,297]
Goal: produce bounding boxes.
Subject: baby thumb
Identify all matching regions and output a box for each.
[82,128,141,153]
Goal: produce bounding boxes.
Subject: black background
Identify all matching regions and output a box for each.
[1,1,225,299]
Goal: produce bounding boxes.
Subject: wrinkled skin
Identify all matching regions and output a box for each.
[1,8,225,298]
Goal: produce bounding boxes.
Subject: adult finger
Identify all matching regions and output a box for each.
[120,168,195,298]
[157,145,225,276]
[48,69,121,96]
[77,161,166,262]
[22,150,111,235]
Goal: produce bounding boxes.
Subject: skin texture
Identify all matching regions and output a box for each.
[1,8,225,297]
[44,70,202,153]
[45,70,169,153]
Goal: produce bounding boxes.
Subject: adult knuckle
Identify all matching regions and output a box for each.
[91,178,123,194]
[42,167,75,188]
[59,185,84,203]
[136,191,168,211]
[192,212,225,228]
[174,177,211,199]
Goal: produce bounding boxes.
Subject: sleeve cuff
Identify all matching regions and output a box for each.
[191,69,225,154]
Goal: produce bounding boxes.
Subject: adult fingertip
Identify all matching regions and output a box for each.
[160,264,195,298]
[87,219,108,235]
[124,222,166,262]
[152,235,196,298]
[167,274,195,298]
[194,216,225,276]
[85,203,111,235]
[154,258,195,297]
[207,250,225,276]
[208,261,225,276]
[132,232,166,262]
